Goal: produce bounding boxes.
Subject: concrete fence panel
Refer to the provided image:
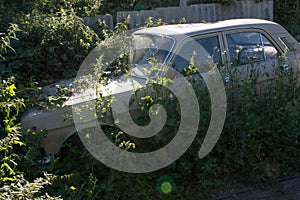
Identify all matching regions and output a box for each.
[117,0,273,29]
[83,14,114,33]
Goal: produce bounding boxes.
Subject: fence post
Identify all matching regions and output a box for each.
[180,0,188,7]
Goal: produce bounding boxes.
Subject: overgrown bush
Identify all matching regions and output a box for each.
[0,76,61,199]
[216,63,300,184]
[0,25,60,199]
[21,8,99,82]
[0,0,101,87]
[0,1,299,199]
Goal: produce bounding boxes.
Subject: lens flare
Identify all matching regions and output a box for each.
[157,175,175,195]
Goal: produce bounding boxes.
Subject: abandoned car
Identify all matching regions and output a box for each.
[22,18,300,154]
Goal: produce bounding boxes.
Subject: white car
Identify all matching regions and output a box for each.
[22,18,300,154]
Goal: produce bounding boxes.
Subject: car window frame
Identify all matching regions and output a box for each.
[222,28,283,68]
[278,36,295,51]
[167,32,225,74]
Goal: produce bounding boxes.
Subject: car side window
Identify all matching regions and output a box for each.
[172,36,221,73]
[226,32,278,66]
[261,35,278,60]
[278,36,294,51]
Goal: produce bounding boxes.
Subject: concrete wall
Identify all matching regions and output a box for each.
[82,0,274,32]
[83,14,114,33]
[117,0,273,29]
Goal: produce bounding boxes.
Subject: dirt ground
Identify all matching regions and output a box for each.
[211,173,300,200]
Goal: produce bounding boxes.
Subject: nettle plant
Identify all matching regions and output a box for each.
[0,76,61,199]
[0,24,61,199]
[214,54,300,183]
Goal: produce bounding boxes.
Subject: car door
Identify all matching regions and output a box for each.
[170,33,225,76]
[222,29,283,93]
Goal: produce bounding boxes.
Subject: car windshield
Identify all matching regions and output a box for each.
[131,34,174,77]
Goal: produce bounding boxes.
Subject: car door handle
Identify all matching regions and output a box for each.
[223,75,231,83]
[280,63,290,70]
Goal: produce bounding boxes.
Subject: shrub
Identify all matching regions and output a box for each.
[0,77,60,199]
[19,8,99,83]
[216,63,300,184]
[0,1,299,198]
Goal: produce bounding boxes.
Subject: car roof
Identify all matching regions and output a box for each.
[133,18,284,36]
